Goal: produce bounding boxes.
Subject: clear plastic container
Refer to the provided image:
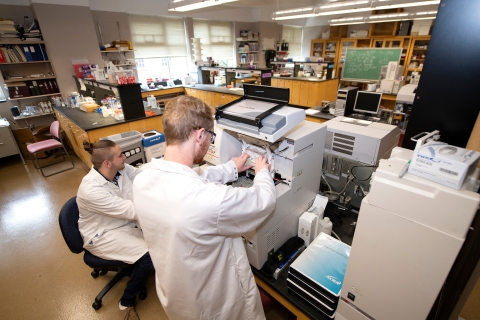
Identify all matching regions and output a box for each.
[115,70,136,85]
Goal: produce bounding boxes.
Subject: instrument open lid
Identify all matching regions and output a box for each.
[215,84,305,143]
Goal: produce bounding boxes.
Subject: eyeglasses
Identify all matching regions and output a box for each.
[204,128,216,144]
[197,127,216,144]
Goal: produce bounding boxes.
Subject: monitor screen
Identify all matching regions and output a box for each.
[353,91,382,115]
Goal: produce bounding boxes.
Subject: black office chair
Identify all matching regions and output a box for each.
[58,196,146,310]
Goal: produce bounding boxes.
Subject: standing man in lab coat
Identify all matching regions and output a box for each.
[133,96,276,320]
[77,140,154,320]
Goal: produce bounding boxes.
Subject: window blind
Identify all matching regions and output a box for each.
[129,15,187,58]
[193,19,233,61]
[282,25,303,59]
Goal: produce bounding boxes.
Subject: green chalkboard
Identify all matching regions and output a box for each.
[342,48,402,81]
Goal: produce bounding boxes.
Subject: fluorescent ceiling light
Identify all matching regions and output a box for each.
[329,10,437,25]
[168,0,238,12]
[315,0,440,16]
[271,7,316,20]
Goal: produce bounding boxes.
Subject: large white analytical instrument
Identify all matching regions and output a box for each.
[322,116,400,208]
[207,84,327,270]
[336,146,480,320]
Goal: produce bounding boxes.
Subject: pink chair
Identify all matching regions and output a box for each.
[27,121,74,177]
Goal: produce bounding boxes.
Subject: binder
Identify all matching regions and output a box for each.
[0,48,5,63]
[47,80,56,93]
[0,46,10,63]
[14,45,27,62]
[33,44,44,61]
[40,44,49,61]
[31,81,42,95]
[21,45,34,62]
[37,80,47,94]
[52,79,60,93]
[26,81,36,96]
[42,80,52,94]
[29,45,39,61]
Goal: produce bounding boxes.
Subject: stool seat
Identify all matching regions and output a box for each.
[27,139,62,153]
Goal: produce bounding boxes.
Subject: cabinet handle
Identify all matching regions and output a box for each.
[0,143,4,145]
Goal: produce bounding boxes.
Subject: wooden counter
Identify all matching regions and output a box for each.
[271,78,339,107]
[54,107,163,168]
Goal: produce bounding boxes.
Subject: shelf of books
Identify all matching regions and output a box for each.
[0,43,59,100]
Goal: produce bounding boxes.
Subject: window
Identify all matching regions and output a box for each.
[129,15,188,82]
[282,25,303,60]
[193,19,233,67]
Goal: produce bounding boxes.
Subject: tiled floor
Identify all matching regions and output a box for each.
[0,153,287,320]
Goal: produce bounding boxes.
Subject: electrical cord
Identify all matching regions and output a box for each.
[350,164,377,181]
[331,230,342,242]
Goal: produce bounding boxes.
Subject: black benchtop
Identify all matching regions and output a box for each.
[252,203,357,320]
[274,76,339,83]
[183,84,244,95]
[54,106,163,132]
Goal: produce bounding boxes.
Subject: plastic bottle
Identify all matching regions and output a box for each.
[318,217,333,236]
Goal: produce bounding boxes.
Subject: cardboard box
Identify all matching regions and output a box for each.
[12,126,50,157]
[408,141,480,190]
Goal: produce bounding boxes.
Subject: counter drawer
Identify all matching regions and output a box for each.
[0,126,13,139]
[0,136,19,158]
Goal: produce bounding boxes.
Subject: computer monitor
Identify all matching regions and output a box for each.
[353,91,382,115]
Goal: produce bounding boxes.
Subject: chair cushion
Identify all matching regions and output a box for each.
[27,139,62,153]
[84,250,130,268]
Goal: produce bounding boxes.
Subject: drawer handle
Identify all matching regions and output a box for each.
[0,143,3,145]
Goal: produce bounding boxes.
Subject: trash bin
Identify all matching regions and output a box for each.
[101,130,145,167]
[142,130,166,162]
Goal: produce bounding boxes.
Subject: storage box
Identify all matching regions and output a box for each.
[12,126,49,157]
[142,130,166,162]
[408,141,480,190]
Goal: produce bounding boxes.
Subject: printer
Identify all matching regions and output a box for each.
[206,84,327,269]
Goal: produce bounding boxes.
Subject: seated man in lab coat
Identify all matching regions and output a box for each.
[77,140,154,320]
[133,96,276,320]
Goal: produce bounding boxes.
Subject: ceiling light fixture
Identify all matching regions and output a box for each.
[168,0,238,12]
[271,7,316,20]
[329,11,437,25]
[272,0,440,20]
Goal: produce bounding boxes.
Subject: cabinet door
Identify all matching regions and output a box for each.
[308,82,322,107]
[271,78,278,87]
[311,39,325,57]
[299,82,310,107]
[184,88,191,96]
[291,81,301,105]
[337,39,356,77]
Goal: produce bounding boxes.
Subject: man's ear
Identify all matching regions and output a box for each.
[103,159,111,169]
[194,128,205,144]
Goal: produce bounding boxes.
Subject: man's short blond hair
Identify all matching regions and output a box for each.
[163,96,214,146]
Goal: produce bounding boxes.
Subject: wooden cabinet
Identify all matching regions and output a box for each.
[184,88,240,109]
[271,78,339,107]
[404,36,430,82]
[310,39,338,71]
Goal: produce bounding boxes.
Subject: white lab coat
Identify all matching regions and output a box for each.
[77,164,148,264]
[133,159,276,320]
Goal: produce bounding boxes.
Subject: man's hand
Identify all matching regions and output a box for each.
[255,155,270,174]
[232,153,253,173]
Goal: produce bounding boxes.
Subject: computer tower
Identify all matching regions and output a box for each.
[335,87,358,117]
[326,63,334,80]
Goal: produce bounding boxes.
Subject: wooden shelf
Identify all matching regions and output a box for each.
[4,76,56,83]
[236,38,259,42]
[0,61,51,65]
[9,93,58,101]
[238,51,259,53]
[0,40,44,45]
[407,68,423,71]
[101,50,134,53]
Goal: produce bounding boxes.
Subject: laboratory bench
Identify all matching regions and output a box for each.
[54,106,163,168]
[253,203,358,320]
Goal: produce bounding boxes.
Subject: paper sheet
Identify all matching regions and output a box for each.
[305,109,320,115]
[78,78,86,91]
